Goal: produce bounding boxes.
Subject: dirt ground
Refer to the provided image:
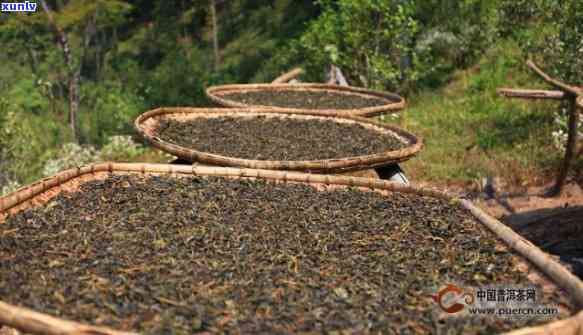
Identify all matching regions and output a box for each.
[415,177,583,278]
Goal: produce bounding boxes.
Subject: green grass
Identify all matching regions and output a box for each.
[395,40,563,187]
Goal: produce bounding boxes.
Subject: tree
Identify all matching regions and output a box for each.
[209,0,220,71]
[40,0,81,142]
[499,0,582,82]
[0,9,52,77]
[298,0,419,91]
[39,0,132,143]
[539,0,582,83]
[498,0,582,196]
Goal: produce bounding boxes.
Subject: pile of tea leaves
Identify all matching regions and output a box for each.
[0,175,570,334]
[218,90,388,110]
[155,116,406,160]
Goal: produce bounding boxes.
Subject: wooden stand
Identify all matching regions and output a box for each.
[497,60,582,197]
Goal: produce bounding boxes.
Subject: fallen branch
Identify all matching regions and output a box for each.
[271,68,304,84]
[497,88,565,100]
[526,60,581,96]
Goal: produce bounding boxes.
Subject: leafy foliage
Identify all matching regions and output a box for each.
[499,0,582,153]
[536,0,583,83]
[293,0,501,91]
[297,0,419,91]
[499,0,582,83]
[414,0,500,88]
[0,0,580,188]
[81,82,145,145]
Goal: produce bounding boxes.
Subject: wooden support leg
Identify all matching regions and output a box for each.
[170,157,192,165]
[375,164,409,184]
[547,96,579,197]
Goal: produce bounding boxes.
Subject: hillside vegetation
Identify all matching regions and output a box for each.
[0,0,581,194]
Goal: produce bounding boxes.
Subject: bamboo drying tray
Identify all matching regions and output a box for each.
[205,83,406,117]
[0,163,583,335]
[134,107,422,173]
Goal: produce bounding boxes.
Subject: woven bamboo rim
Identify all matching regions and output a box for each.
[205,83,406,117]
[1,163,583,335]
[134,107,423,173]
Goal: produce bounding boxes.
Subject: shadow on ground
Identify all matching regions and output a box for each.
[503,206,583,278]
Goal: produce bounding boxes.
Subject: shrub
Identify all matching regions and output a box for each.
[296,0,419,91]
[551,107,583,151]
[42,143,99,177]
[42,135,147,177]
[293,0,501,91]
[1,180,22,197]
[81,82,146,146]
[99,135,145,161]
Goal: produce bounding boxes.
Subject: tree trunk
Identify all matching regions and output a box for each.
[40,0,79,143]
[68,73,80,142]
[549,96,580,196]
[210,0,220,71]
[25,46,39,76]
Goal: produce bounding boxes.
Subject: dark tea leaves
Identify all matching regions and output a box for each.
[219,90,388,110]
[155,116,405,161]
[0,175,571,334]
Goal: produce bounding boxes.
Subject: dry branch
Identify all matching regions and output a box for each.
[497,88,565,100]
[271,68,304,84]
[498,61,583,196]
[526,60,581,96]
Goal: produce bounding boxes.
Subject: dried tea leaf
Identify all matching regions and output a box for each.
[0,175,571,334]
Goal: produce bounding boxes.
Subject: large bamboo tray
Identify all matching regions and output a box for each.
[134,107,422,173]
[205,83,406,117]
[1,163,583,335]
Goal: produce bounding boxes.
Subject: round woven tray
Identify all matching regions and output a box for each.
[134,108,422,173]
[205,83,406,117]
[0,163,582,335]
